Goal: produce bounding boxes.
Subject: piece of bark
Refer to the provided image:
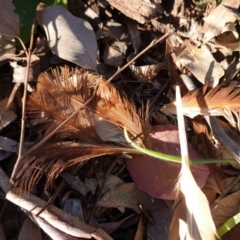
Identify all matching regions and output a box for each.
[107,0,163,24]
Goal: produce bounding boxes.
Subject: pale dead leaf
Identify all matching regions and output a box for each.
[97,183,162,213]
[0,0,20,37]
[103,43,125,67]
[95,173,125,196]
[175,40,224,87]
[129,62,163,81]
[107,0,162,24]
[202,2,239,43]
[212,191,240,228]
[0,35,16,64]
[36,4,97,70]
[0,98,17,130]
[125,17,140,53]
[18,217,42,240]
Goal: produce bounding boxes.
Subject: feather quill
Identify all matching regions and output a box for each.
[15,67,149,191]
[161,84,240,129]
[169,86,216,240]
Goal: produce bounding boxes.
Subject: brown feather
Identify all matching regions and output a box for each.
[161,83,240,129]
[15,67,149,191]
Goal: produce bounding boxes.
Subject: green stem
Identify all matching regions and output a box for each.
[124,128,236,164]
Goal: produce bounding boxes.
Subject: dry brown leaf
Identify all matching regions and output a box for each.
[36,4,97,70]
[129,62,163,82]
[161,84,240,129]
[201,0,239,43]
[0,0,20,37]
[174,40,224,87]
[103,42,126,67]
[97,183,163,213]
[125,17,140,53]
[107,0,162,24]
[18,217,42,240]
[0,98,17,130]
[212,191,240,228]
[0,35,16,64]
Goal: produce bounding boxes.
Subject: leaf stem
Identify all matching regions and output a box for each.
[124,127,236,164]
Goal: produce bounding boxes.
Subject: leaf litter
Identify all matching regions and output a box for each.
[0,0,239,239]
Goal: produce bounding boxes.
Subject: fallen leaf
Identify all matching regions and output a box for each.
[201,1,239,43]
[95,173,125,196]
[212,190,240,228]
[60,172,90,196]
[63,198,84,221]
[97,182,163,213]
[107,0,162,24]
[0,35,16,65]
[175,40,224,87]
[129,62,163,81]
[127,125,210,199]
[0,98,17,130]
[125,17,140,53]
[36,4,97,70]
[0,0,20,37]
[18,217,42,240]
[147,201,172,240]
[103,42,126,67]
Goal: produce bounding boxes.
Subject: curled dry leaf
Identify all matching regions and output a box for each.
[174,40,224,87]
[36,4,97,70]
[129,62,164,82]
[0,0,20,37]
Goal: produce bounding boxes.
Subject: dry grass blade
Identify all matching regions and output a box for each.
[169,86,216,240]
[161,84,240,129]
[14,67,149,191]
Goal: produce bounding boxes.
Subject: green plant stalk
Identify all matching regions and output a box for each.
[217,212,240,238]
[124,128,236,164]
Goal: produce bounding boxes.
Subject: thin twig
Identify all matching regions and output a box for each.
[10,22,36,182]
[107,32,171,83]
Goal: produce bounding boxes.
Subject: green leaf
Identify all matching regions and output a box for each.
[13,0,67,43]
